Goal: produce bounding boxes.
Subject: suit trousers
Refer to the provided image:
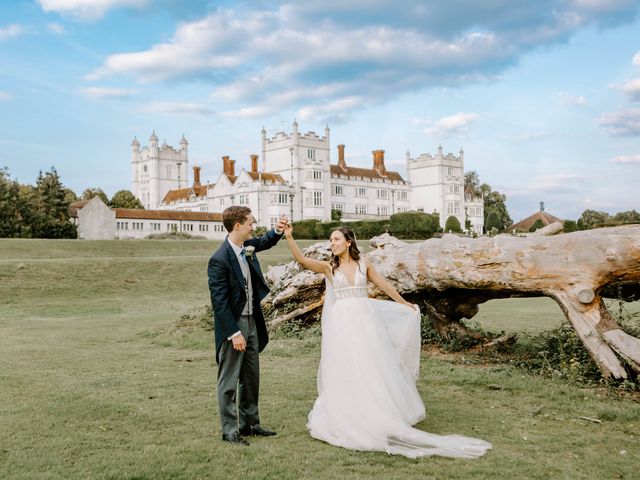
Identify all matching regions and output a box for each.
[217,314,260,435]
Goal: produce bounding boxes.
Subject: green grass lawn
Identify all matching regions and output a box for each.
[0,238,638,479]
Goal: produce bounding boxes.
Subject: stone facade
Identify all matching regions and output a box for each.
[407,145,484,234]
[140,122,482,233]
[131,132,189,210]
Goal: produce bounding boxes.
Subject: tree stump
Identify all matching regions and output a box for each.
[264,225,640,379]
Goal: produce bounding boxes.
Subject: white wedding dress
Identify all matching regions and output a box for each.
[306,259,492,459]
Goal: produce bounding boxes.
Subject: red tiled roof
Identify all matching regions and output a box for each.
[246,171,286,183]
[68,200,89,218]
[114,209,222,222]
[507,211,563,232]
[330,164,405,182]
[161,185,208,204]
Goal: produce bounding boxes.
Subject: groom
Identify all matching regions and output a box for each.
[208,205,287,446]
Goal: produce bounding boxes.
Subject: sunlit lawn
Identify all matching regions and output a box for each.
[0,238,638,479]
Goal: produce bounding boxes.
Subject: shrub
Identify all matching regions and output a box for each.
[444,215,462,233]
[529,219,545,232]
[485,209,501,232]
[291,219,320,239]
[389,211,440,239]
[563,220,578,233]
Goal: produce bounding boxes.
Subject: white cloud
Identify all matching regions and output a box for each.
[37,0,148,22]
[622,78,640,102]
[141,101,213,116]
[558,91,587,107]
[80,86,137,99]
[0,91,12,101]
[424,112,479,136]
[86,1,640,119]
[633,51,640,68]
[610,154,640,164]
[47,22,66,35]
[0,24,24,41]
[599,109,640,136]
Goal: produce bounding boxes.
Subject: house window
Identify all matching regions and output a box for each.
[333,185,343,195]
[355,204,367,215]
[331,203,343,212]
[398,191,408,201]
[239,194,249,205]
[307,149,315,160]
[377,206,389,216]
[377,189,388,199]
[448,167,454,176]
[219,198,225,206]
[313,191,322,207]
[356,187,366,197]
[447,202,454,215]
[199,205,207,212]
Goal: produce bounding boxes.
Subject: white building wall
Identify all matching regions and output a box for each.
[115,218,226,240]
[407,146,482,232]
[131,132,189,209]
[262,122,331,221]
[77,197,116,240]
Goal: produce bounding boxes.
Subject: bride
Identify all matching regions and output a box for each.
[283,224,492,459]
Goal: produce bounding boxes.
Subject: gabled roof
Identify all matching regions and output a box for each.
[68,200,89,218]
[161,185,208,204]
[507,211,563,232]
[330,164,405,182]
[246,171,286,183]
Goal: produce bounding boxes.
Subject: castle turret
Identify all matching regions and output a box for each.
[149,130,158,148]
[180,134,188,151]
[292,119,299,138]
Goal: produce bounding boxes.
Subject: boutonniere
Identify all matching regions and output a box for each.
[244,246,255,258]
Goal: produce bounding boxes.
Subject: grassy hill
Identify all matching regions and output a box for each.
[0,238,638,479]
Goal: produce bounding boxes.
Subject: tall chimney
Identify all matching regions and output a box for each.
[222,155,230,176]
[337,144,346,170]
[372,150,386,176]
[250,154,259,173]
[193,166,201,187]
[229,159,235,177]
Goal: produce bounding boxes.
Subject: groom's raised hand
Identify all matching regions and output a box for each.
[275,215,288,234]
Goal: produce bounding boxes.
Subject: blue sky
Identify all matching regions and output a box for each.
[1,0,639,222]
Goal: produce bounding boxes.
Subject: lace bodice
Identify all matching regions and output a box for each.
[332,259,368,300]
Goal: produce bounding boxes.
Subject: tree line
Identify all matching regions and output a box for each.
[0,167,142,239]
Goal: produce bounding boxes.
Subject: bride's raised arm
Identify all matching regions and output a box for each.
[283,223,332,278]
[365,258,417,311]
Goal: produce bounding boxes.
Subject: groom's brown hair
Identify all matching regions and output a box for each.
[222,206,252,233]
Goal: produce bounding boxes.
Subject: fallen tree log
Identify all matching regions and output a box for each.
[264,224,640,379]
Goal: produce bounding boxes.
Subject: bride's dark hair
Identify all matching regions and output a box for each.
[330,227,361,273]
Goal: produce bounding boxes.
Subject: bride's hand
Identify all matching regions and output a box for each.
[405,302,419,312]
[283,222,293,237]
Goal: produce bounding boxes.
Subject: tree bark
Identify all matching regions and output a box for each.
[264,225,640,379]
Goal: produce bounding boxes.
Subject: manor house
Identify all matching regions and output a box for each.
[132,122,483,234]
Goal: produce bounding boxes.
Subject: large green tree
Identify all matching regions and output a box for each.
[28,168,77,238]
[110,190,144,209]
[577,209,609,230]
[0,167,21,237]
[465,170,512,232]
[612,210,640,224]
[81,187,109,204]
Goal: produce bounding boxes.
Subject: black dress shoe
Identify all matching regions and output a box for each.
[239,425,277,437]
[222,433,250,445]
